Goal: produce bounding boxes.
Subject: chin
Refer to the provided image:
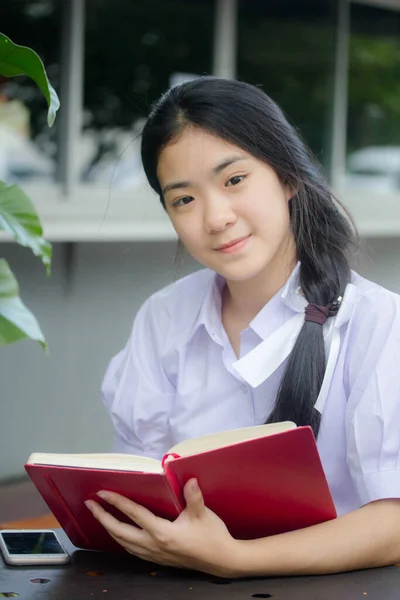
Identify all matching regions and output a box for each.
[215,261,270,282]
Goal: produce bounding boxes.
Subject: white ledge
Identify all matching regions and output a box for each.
[1,182,400,242]
[1,182,177,242]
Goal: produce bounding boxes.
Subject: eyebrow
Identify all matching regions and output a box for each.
[161,155,248,195]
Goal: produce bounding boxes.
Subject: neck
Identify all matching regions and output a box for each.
[223,250,297,324]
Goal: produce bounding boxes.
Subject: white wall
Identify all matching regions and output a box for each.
[0,237,399,481]
[0,241,198,481]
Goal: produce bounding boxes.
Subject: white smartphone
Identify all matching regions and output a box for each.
[0,529,70,566]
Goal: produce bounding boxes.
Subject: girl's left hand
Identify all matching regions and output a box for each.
[85,478,242,578]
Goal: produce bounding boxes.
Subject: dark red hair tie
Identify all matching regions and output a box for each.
[304,304,331,326]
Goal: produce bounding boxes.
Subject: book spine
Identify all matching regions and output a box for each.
[43,474,91,546]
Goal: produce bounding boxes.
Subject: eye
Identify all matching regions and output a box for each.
[172,195,194,207]
[226,175,246,187]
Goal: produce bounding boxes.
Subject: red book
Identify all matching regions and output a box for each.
[24,422,336,552]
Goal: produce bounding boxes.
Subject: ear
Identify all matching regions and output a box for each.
[284,184,297,202]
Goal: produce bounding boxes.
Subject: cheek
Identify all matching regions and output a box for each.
[250,193,291,234]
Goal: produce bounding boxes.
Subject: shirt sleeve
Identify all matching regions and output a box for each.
[101,296,175,459]
[345,290,400,506]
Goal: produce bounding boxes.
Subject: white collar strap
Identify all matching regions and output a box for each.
[233,282,356,414]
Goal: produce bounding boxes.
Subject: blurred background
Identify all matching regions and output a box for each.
[1,0,400,497]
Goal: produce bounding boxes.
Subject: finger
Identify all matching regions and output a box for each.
[96,490,162,532]
[99,522,178,567]
[106,530,152,560]
[183,479,205,519]
[85,499,146,545]
[97,490,159,531]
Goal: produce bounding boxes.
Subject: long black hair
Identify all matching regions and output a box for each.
[140,76,357,438]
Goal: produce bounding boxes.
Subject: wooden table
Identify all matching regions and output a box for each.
[0,531,399,599]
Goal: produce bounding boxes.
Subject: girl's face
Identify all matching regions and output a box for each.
[157,127,295,283]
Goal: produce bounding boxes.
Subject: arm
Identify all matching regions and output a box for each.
[92,291,400,577]
[234,498,400,577]
[239,294,400,577]
[101,296,175,458]
[85,481,400,579]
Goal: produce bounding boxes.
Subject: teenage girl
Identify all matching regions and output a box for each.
[85,77,400,578]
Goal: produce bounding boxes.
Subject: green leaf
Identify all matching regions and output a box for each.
[0,259,47,350]
[0,181,52,274]
[0,33,60,126]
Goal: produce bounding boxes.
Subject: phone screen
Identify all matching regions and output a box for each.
[1,532,65,555]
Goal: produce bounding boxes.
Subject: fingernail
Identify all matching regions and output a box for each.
[97,491,110,500]
[84,500,94,512]
[190,479,199,493]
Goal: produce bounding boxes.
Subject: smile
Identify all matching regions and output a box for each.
[215,235,251,254]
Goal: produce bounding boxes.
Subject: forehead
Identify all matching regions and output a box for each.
[157,127,249,181]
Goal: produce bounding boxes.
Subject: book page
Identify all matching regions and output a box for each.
[169,421,297,457]
[27,452,163,473]
[27,422,297,471]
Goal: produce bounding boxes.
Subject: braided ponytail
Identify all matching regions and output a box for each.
[266,181,354,437]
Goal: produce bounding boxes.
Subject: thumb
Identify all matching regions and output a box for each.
[183,478,205,519]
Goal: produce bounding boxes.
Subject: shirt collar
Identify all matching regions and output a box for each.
[248,262,306,341]
[195,262,304,345]
[279,261,308,312]
[233,270,357,389]
[192,261,355,349]
[191,263,357,393]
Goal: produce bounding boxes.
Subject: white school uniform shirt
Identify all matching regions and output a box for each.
[101,263,400,517]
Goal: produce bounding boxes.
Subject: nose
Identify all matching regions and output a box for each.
[203,193,237,233]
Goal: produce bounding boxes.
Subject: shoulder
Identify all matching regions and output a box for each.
[348,271,400,331]
[135,268,217,339]
[146,267,216,318]
[343,272,400,380]
[340,275,400,450]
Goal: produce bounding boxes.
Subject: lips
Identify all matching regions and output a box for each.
[216,235,251,251]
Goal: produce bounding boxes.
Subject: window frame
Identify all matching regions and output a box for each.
[4,0,400,241]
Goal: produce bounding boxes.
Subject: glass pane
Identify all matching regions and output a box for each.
[0,0,62,186]
[237,0,337,173]
[346,3,400,192]
[82,0,214,188]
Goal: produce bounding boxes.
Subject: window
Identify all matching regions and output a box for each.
[0,0,62,186]
[346,2,400,193]
[81,0,215,189]
[237,0,337,173]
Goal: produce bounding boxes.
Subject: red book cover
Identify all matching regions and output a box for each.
[25,426,336,552]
